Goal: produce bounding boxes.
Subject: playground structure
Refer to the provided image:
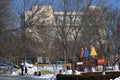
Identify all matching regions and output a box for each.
[76,45,120,72]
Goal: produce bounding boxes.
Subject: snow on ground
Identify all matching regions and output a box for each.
[36,64,63,72]
[0,63,58,80]
[114,77,120,80]
[30,74,56,80]
[1,63,120,80]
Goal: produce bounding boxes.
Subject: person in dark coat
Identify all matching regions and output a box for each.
[25,66,28,75]
[21,65,24,75]
[38,71,41,76]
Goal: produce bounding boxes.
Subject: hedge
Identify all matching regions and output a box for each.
[57,72,120,80]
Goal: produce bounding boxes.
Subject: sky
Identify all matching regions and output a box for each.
[105,0,120,8]
[9,0,120,42]
[11,0,120,28]
[13,0,120,12]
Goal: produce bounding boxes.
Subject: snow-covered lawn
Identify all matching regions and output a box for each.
[1,63,120,80]
[114,77,120,80]
[30,74,56,80]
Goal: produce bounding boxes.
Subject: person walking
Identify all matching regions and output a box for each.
[25,66,28,75]
[21,65,24,75]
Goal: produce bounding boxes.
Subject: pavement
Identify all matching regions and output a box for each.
[0,76,39,80]
[0,74,56,80]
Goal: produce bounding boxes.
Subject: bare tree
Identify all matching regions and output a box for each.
[0,0,16,62]
[25,5,55,63]
[0,0,12,29]
[104,7,120,59]
[12,0,36,63]
[49,0,113,73]
[50,0,93,73]
[13,0,56,63]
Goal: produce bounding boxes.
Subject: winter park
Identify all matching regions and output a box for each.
[0,0,120,80]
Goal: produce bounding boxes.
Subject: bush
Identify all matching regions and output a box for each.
[57,72,120,80]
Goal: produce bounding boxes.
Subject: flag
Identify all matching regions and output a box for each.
[90,45,98,57]
[80,48,84,58]
[83,47,89,57]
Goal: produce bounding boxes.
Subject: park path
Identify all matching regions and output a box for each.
[0,76,41,80]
